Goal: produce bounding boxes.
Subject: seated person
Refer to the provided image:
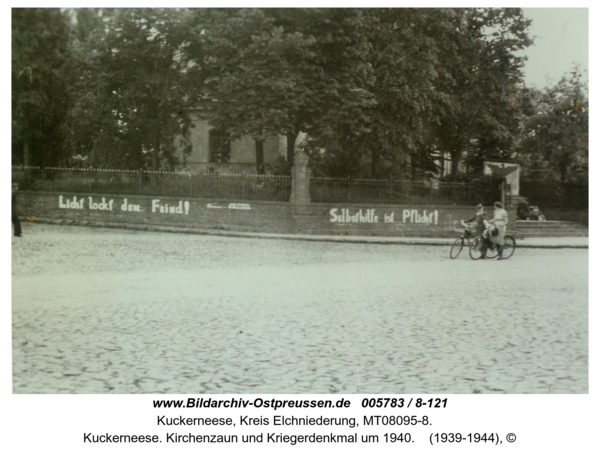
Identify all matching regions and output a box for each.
[529,206,540,220]
[530,206,546,221]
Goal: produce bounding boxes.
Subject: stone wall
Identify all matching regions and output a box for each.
[539,209,588,225]
[17,191,517,238]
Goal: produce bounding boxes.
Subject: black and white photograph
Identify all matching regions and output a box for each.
[7,4,592,449]
[10,3,589,394]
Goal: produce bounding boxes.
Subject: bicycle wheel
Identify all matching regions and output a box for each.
[502,235,516,259]
[469,236,484,260]
[486,241,499,259]
[450,238,464,259]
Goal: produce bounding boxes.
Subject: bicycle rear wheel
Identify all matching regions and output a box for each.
[502,235,516,259]
[487,242,499,259]
[450,238,464,259]
[469,237,484,260]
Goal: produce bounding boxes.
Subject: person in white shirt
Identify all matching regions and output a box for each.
[484,201,508,260]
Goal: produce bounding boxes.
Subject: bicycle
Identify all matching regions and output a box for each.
[469,234,516,260]
[450,227,476,259]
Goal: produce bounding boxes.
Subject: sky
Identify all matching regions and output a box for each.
[519,8,589,88]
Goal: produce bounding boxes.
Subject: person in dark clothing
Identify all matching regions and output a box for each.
[461,204,491,258]
[461,204,488,236]
[517,200,530,220]
[12,183,22,237]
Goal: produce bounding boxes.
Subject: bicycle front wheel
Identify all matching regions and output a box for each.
[450,238,464,259]
[469,237,484,260]
[502,235,516,259]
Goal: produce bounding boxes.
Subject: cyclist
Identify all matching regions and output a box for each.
[484,201,509,260]
[461,203,487,236]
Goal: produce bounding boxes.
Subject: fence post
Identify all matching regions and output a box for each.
[430,180,433,205]
[468,180,471,205]
[139,169,143,194]
[347,176,350,203]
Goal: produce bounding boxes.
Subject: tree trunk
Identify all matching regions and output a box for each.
[152,148,159,171]
[371,148,380,178]
[23,138,32,167]
[255,140,264,174]
[152,101,161,171]
[286,131,298,165]
[23,137,33,186]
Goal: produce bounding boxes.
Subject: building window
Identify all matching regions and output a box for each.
[209,129,231,163]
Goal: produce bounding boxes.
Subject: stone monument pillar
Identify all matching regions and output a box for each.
[290,132,311,205]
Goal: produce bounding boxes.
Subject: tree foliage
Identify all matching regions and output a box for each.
[64,8,194,170]
[184,8,375,166]
[516,67,588,184]
[429,8,533,179]
[12,8,71,166]
[15,7,572,185]
[183,8,533,177]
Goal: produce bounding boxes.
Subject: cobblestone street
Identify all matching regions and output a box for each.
[12,224,588,394]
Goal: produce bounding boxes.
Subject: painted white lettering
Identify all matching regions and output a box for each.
[228,203,251,210]
[329,208,379,223]
[329,208,438,225]
[59,195,85,209]
[400,209,439,224]
[330,208,339,222]
[121,198,141,212]
[152,199,189,215]
[86,197,113,211]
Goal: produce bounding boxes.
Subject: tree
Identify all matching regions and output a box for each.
[185,8,376,166]
[517,67,588,185]
[12,8,71,167]
[431,8,533,180]
[184,8,533,179]
[361,8,467,178]
[64,8,194,170]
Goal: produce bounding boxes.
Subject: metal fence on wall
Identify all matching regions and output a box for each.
[13,166,509,206]
[310,176,504,206]
[12,166,292,202]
